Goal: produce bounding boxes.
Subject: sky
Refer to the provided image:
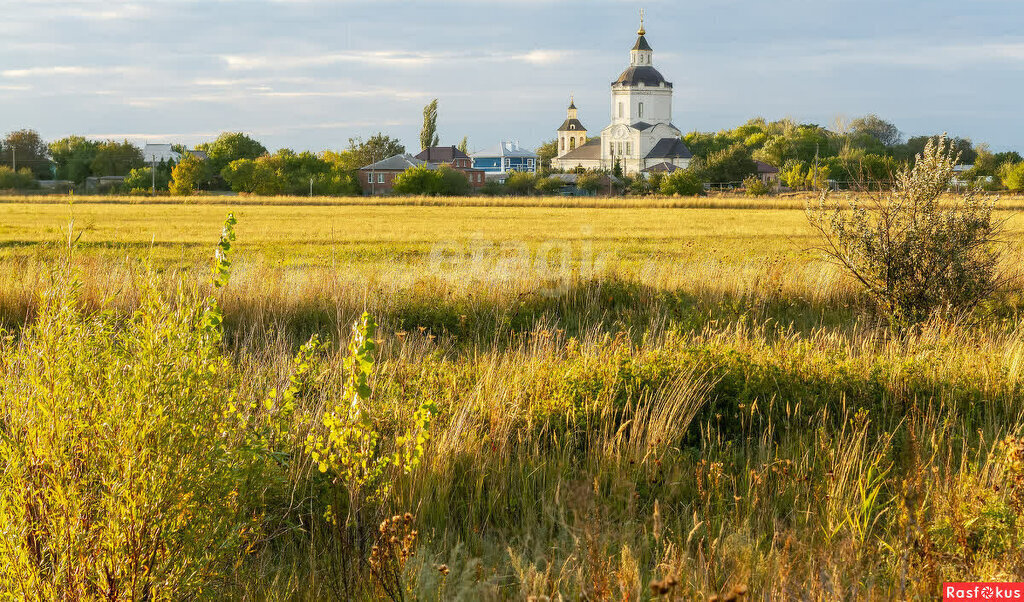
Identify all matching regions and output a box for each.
[1,0,1022,154]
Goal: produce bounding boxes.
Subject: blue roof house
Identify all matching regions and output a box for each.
[471,141,538,175]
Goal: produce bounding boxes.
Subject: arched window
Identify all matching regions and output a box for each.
[638,102,644,118]
[570,138,576,150]
[560,138,565,150]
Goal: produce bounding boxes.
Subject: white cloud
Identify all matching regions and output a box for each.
[2,65,139,78]
[220,48,572,70]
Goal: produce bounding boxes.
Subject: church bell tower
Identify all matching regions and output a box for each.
[556,96,588,157]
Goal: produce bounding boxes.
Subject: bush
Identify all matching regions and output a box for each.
[659,169,704,196]
[169,154,210,195]
[743,175,773,196]
[807,136,1005,328]
[535,176,564,195]
[576,172,603,194]
[1000,161,1024,192]
[392,164,470,196]
[504,172,538,196]
[0,166,38,190]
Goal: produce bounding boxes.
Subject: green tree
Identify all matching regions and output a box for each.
[576,171,603,195]
[49,136,98,183]
[339,134,406,170]
[197,132,267,183]
[0,166,39,190]
[2,129,51,178]
[536,139,558,172]
[849,114,901,147]
[780,160,807,190]
[458,136,468,154]
[659,169,704,196]
[90,140,143,176]
[1000,162,1024,192]
[505,171,538,196]
[392,165,469,196]
[222,158,281,195]
[420,99,439,150]
[169,154,210,195]
[692,143,757,183]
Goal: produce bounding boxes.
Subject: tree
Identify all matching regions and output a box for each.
[505,172,538,196]
[342,134,406,170]
[169,154,210,195]
[457,137,468,154]
[198,132,267,183]
[849,114,901,147]
[392,165,469,196]
[2,129,51,178]
[0,166,39,190]
[807,136,1005,328]
[420,99,439,150]
[692,143,757,183]
[536,140,558,172]
[1000,162,1024,192]
[659,169,703,196]
[576,172,603,195]
[90,140,143,177]
[743,175,773,196]
[49,136,98,183]
[780,160,807,190]
[221,158,281,195]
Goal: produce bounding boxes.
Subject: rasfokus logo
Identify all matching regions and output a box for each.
[944,583,1024,600]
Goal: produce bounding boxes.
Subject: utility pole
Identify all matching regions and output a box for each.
[151,156,156,195]
[309,178,313,197]
[11,146,15,172]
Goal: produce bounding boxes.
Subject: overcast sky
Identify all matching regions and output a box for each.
[1,0,1022,153]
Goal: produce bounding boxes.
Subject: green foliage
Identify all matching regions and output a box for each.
[576,171,603,194]
[90,139,143,176]
[197,132,267,182]
[535,176,565,195]
[339,133,406,171]
[536,139,558,172]
[457,136,468,154]
[807,136,1004,327]
[420,98,440,150]
[1,128,51,178]
[780,159,807,189]
[659,169,704,196]
[1000,162,1024,192]
[505,171,539,196]
[849,114,901,147]
[743,175,773,196]
[0,166,39,190]
[48,136,98,183]
[169,153,210,195]
[392,165,470,196]
[691,143,757,183]
[121,161,173,193]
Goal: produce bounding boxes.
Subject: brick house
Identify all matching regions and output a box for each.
[358,153,431,195]
[415,146,486,188]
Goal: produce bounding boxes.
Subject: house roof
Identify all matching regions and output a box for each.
[632,35,653,52]
[415,146,470,163]
[471,141,539,159]
[642,161,683,174]
[558,118,587,132]
[142,143,180,163]
[613,65,671,88]
[755,160,779,174]
[556,137,602,161]
[645,138,692,160]
[359,153,431,171]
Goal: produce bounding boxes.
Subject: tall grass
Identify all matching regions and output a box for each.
[1,214,1023,599]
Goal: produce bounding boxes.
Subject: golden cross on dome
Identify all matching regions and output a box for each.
[638,9,645,36]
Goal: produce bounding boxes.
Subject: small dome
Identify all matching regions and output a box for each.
[613,65,671,88]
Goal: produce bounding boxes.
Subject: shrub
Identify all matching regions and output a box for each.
[393,164,470,196]
[743,175,773,196]
[169,154,210,195]
[0,166,38,190]
[576,172,603,194]
[659,169,703,196]
[504,172,538,196]
[0,216,262,598]
[535,176,564,195]
[807,136,1005,328]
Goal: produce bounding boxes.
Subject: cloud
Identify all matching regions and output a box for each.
[220,48,572,70]
[1,65,139,78]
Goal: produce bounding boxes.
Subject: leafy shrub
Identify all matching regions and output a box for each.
[169,153,210,195]
[504,172,538,196]
[535,176,564,195]
[392,164,470,196]
[659,169,703,196]
[1000,161,1024,192]
[0,216,261,598]
[743,175,773,196]
[807,136,1005,328]
[0,166,38,190]
[576,171,603,194]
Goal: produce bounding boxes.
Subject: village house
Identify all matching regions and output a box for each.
[414,145,486,188]
[471,141,538,175]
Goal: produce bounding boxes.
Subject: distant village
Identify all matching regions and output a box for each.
[2,14,1022,196]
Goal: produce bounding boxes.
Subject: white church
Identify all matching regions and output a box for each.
[551,15,692,176]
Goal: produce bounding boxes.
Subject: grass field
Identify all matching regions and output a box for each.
[1,194,1023,600]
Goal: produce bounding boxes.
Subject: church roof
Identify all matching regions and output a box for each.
[556,137,602,161]
[558,118,587,132]
[642,162,684,174]
[645,138,693,160]
[613,65,671,88]
[632,35,652,52]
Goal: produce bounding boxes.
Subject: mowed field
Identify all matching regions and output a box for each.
[2,195,1024,599]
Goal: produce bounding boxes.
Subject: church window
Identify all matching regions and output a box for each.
[638,102,644,118]
[560,138,565,150]
[626,142,632,156]
[618,103,623,118]
[570,138,576,150]
[609,142,614,156]
[617,142,623,155]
